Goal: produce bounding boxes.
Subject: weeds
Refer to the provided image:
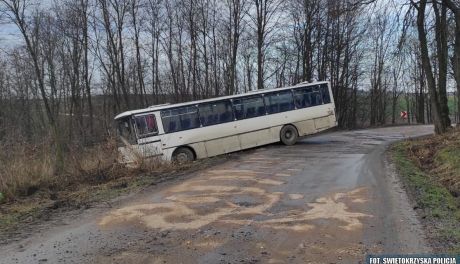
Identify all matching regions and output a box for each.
[0,136,183,203]
[392,132,460,253]
[0,135,224,241]
[404,128,460,197]
[0,141,54,199]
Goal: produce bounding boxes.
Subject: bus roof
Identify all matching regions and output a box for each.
[114,81,328,120]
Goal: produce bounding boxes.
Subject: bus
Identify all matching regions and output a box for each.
[114,81,337,164]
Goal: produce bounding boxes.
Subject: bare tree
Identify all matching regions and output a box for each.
[411,0,447,134]
[146,0,162,103]
[0,0,55,125]
[97,0,130,110]
[131,0,148,107]
[225,0,245,95]
[252,0,281,90]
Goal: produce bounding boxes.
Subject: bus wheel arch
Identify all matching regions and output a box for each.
[172,146,196,163]
[280,124,299,146]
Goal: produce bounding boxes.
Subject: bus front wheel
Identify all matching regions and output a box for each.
[280,125,298,146]
[173,147,195,163]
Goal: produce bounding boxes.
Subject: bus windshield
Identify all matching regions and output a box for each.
[117,117,137,145]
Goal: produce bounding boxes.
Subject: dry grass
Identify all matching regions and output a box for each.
[0,137,127,202]
[0,142,55,199]
[0,138,226,241]
[0,137,179,238]
[405,128,460,197]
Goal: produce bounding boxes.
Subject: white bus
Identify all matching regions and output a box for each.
[115,81,337,163]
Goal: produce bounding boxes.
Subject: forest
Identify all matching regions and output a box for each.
[0,0,459,198]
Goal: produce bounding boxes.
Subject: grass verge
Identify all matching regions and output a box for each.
[391,133,460,253]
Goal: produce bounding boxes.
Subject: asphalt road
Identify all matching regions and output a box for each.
[1,125,434,264]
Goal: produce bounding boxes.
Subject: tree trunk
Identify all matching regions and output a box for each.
[81,0,93,134]
[444,0,460,124]
[414,0,446,134]
[433,1,451,127]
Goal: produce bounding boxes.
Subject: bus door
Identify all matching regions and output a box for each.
[132,113,163,158]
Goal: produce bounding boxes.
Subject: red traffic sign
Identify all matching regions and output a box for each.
[400,111,408,119]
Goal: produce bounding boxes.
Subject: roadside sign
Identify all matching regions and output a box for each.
[400,111,408,119]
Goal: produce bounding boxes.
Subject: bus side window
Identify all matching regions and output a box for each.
[179,106,200,130]
[134,114,158,138]
[145,115,157,133]
[161,110,174,133]
[246,96,265,118]
[161,106,200,133]
[311,86,323,106]
[321,83,331,104]
[233,99,244,120]
[310,92,320,106]
[199,100,233,126]
[233,95,265,120]
[264,91,294,114]
[294,87,313,108]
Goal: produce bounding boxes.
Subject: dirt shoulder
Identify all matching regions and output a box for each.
[390,129,460,253]
[0,155,229,245]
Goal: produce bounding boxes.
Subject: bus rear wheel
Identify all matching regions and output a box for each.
[173,147,195,163]
[280,125,298,146]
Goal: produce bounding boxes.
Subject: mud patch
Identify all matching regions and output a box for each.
[209,175,284,185]
[275,173,291,177]
[288,194,304,200]
[100,181,371,233]
[191,235,226,250]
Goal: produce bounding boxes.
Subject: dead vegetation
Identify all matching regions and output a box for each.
[405,128,460,197]
[0,138,121,201]
[0,138,222,240]
[0,137,177,202]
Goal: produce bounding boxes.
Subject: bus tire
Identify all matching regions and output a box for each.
[173,147,195,163]
[280,125,298,146]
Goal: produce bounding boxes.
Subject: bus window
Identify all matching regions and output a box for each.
[294,87,313,108]
[117,117,137,145]
[161,106,200,133]
[199,100,233,126]
[311,92,322,106]
[233,95,266,120]
[311,86,323,106]
[320,83,331,104]
[134,114,158,138]
[264,90,294,114]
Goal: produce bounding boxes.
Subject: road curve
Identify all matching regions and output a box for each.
[1,125,434,264]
